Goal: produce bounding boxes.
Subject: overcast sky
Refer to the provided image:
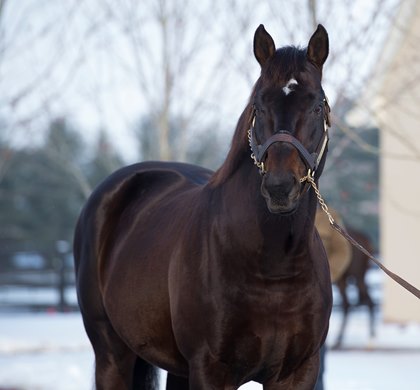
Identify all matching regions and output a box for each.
[0,0,400,162]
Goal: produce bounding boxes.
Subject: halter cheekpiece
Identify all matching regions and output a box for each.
[247,98,331,177]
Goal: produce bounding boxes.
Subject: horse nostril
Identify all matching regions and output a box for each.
[264,173,297,198]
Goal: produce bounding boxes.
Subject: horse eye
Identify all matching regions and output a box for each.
[314,104,323,115]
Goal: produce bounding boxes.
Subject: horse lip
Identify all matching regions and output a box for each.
[263,194,299,215]
[261,184,300,215]
[267,202,298,215]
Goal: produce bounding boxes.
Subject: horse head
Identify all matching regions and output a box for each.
[250,24,330,215]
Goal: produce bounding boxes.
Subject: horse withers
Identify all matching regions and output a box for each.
[74,24,332,390]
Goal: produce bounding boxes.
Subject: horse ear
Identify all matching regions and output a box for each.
[253,24,275,67]
[307,24,329,69]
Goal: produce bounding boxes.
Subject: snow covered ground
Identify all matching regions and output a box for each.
[1,278,419,389]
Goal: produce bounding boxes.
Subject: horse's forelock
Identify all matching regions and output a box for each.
[261,46,307,84]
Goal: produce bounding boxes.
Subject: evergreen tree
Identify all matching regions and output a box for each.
[0,119,86,267]
[320,125,379,249]
[0,118,127,269]
[135,115,225,170]
[87,129,124,187]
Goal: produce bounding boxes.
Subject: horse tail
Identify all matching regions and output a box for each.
[132,358,159,390]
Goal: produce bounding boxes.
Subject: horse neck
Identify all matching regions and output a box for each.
[209,102,318,263]
[212,157,318,261]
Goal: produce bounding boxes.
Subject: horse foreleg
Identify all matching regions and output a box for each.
[187,355,238,390]
[364,289,376,339]
[84,318,157,390]
[368,297,376,339]
[166,373,189,389]
[356,278,376,339]
[263,352,320,390]
[333,280,349,349]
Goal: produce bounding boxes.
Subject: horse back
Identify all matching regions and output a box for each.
[73,161,212,306]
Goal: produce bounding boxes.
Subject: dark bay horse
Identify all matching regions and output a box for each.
[74,24,332,389]
[334,228,376,348]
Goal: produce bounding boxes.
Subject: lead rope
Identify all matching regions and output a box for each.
[300,171,420,300]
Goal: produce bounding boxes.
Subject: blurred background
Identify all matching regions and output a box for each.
[1,0,420,389]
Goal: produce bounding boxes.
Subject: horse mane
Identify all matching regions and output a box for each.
[209,46,307,187]
[209,97,255,187]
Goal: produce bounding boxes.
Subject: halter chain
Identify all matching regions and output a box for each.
[300,171,335,224]
[247,116,265,172]
[300,173,420,300]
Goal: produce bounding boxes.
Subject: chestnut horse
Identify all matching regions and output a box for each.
[74,24,332,389]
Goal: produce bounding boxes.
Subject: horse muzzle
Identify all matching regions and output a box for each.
[261,172,301,215]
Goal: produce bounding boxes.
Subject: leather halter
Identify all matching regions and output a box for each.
[248,98,331,176]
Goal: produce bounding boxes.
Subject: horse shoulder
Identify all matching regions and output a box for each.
[75,162,212,287]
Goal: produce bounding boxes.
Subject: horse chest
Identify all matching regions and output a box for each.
[207,279,324,366]
[210,298,321,385]
[229,286,318,340]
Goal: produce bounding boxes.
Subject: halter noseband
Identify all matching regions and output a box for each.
[247,98,331,178]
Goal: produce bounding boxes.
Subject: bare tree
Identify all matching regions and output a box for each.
[90,0,261,161]
[0,0,410,171]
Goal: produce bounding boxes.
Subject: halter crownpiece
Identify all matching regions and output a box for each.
[247,97,331,177]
